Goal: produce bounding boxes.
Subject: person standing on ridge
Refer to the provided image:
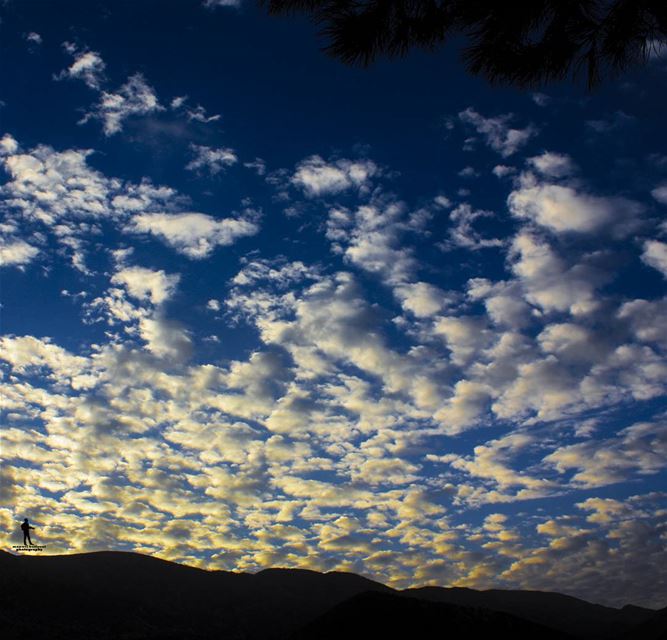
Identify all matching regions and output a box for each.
[21,518,35,546]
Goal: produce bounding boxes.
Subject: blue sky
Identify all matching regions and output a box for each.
[1,0,667,608]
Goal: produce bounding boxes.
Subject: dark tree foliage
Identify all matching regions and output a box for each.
[261,0,667,88]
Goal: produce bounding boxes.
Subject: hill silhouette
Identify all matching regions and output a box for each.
[0,550,662,639]
[288,590,572,640]
[403,585,656,638]
[617,606,667,640]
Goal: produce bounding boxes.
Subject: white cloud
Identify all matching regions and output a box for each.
[327,201,417,285]
[127,211,259,258]
[231,258,319,291]
[186,105,221,123]
[82,74,164,136]
[527,152,576,178]
[532,93,551,107]
[434,380,493,433]
[443,431,552,497]
[139,316,192,360]
[207,299,221,312]
[459,108,537,157]
[0,335,87,379]
[441,203,503,251]
[586,111,635,134]
[641,240,667,278]
[111,266,180,305]
[0,239,39,267]
[291,155,379,197]
[0,138,175,227]
[0,134,19,156]
[0,134,253,272]
[56,45,106,89]
[170,95,188,109]
[394,282,452,318]
[537,322,608,365]
[433,195,452,208]
[545,419,667,488]
[510,232,604,315]
[492,165,515,178]
[651,183,667,205]
[203,0,242,8]
[0,145,112,224]
[618,297,667,346]
[3,94,667,609]
[508,175,643,235]
[185,144,238,175]
[433,315,492,366]
[244,158,267,176]
[458,166,478,178]
[467,278,532,328]
[25,32,42,45]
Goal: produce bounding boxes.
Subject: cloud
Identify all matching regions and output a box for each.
[56,45,106,89]
[508,173,643,235]
[467,279,531,328]
[0,141,122,228]
[509,232,605,315]
[0,134,18,156]
[0,239,39,267]
[3,81,667,609]
[641,240,667,278]
[126,211,259,258]
[652,183,667,204]
[492,165,515,178]
[81,74,164,135]
[459,108,537,157]
[441,203,503,251]
[327,202,417,284]
[0,135,261,271]
[500,493,667,608]
[170,95,188,109]
[291,155,379,197]
[203,0,242,8]
[544,419,667,488]
[168,96,221,124]
[458,166,479,178]
[244,158,267,176]
[433,315,493,367]
[25,32,42,45]
[618,297,667,346]
[0,135,180,270]
[207,299,221,312]
[434,380,493,433]
[185,144,238,175]
[531,93,551,107]
[0,335,88,380]
[111,267,180,305]
[0,140,179,225]
[139,316,192,360]
[585,111,635,134]
[393,282,452,318]
[441,431,553,499]
[537,322,606,364]
[231,258,319,289]
[527,152,576,178]
[186,105,221,123]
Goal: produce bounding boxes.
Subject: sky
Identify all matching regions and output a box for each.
[1,0,667,609]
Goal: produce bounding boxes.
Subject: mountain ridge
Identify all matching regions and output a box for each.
[0,549,661,639]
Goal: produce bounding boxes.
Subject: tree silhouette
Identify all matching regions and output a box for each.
[261,0,667,88]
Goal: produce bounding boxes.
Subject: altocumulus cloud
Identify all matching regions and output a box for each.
[127,211,259,259]
[2,22,667,610]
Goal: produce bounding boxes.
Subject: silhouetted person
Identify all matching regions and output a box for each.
[21,518,35,545]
